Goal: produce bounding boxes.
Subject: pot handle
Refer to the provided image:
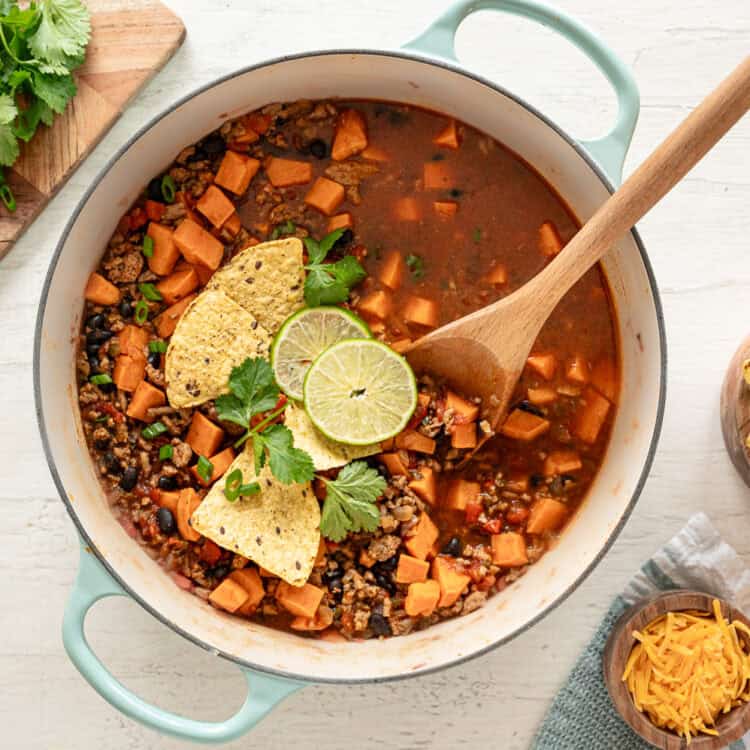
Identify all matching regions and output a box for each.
[403,0,640,183]
[62,544,304,743]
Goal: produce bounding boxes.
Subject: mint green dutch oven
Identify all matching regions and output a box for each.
[34,0,665,742]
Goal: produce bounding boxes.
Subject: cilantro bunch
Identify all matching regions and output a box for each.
[0,0,91,209]
[216,357,387,542]
[303,228,366,306]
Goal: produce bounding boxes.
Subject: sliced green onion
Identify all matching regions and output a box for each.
[472,227,482,243]
[90,373,113,385]
[94,415,109,423]
[196,455,214,482]
[142,421,167,440]
[270,220,295,240]
[159,444,173,461]
[134,299,149,324]
[0,183,16,212]
[138,282,162,302]
[223,468,260,502]
[149,340,167,354]
[160,175,176,203]
[142,235,154,258]
[406,253,425,279]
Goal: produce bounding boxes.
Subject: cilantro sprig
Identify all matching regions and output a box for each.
[215,358,314,485]
[0,1,91,210]
[303,228,366,306]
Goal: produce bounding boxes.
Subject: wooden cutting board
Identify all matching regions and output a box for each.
[0,0,185,259]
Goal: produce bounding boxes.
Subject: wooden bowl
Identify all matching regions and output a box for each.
[603,590,750,749]
[720,334,750,487]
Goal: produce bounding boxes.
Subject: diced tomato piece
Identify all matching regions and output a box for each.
[129,207,148,229]
[465,501,482,524]
[199,539,223,565]
[145,200,166,221]
[483,519,502,534]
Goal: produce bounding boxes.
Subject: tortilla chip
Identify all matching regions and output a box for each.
[190,448,320,586]
[285,403,380,471]
[165,289,271,408]
[207,238,305,334]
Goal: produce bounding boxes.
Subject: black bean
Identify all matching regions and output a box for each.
[369,613,392,637]
[431,153,445,162]
[442,536,462,557]
[93,434,110,450]
[86,329,113,346]
[157,507,176,535]
[103,452,122,475]
[118,299,133,318]
[86,313,107,330]
[187,147,208,163]
[333,228,354,250]
[450,188,463,198]
[530,473,544,488]
[119,466,138,491]
[147,351,161,369]
[374,572,396,595]
[158,475,177,491]
[98,381,115,394]
[87,356,100,373]
[202,133,226,154]
[86,341,101,357]
[377,555,398,572]
[147,177,163,202]
[274,116,287,127]
[516,400,545,418]
[322,570,343,593]
[209,564,230,579]
[308,139,328,159]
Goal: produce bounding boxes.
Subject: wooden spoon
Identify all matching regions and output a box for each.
[405,56,750,430]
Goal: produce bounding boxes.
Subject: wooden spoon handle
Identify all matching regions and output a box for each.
[526,55,750,317]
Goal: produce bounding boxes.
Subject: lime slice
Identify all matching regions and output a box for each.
[303,339,417,445]
[271,307,371,400]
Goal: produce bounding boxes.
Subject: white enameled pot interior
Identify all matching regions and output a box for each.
[38,52,663,682]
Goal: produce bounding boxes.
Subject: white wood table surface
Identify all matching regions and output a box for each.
[2,1,749,747]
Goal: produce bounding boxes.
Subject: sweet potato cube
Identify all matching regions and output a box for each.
[146,223,180,276]
[390,338,412,353]
[215,151,260,194]
[539,220,564,256]
[209,578,249,613]
[402,296,439,328]
[491,532,529,567]
[485,263,508,285]
[527,387,557,406]
[223,212,241,237]
[526,353,557,380]
[380,452,408,476]
[566,356,590,385]
[186,412,224,457]
[331,108,368,161]
[361,144,389,162]
[153,294,196,338]
[423,161,453,190]
[500,409,550,441]
[395,553,429,584]
[327,212,353,233]
[126,381,166,422]
[177,488,202,542]
[118,324,149,360]
[276,581,324,619]
[265,156,313,188]
[591,358,619,402]
[431,556,470,607]
[404,580,440,617]
[526,497,568,535]
[408,467,436,505]
[405,513,439,560]
[395,430,436,455]
[157,490,179,515]
[112,355,145,392]
[451,422,477,449]
[191,446,236,486]
[379,250,403,290]
[196,185,236,228]
[433,200,457,218]
[446,391,479,422]
[357,290,392,320]
[445,479,480,511]
[156,267,199,305]
[393,197,421,222]
[544,450,582,477]
[305,177,345,216]
[433,120,460,150]
[84,272,121,306]
[574,387,611,444]
[173,218,224,271]
[230,568,265,612]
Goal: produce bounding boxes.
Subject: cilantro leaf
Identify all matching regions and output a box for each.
[303,228,365,306]
[319,461,386,541]
[253,424,314,484]
[303,227,344,265]
[31,70,76,113]
[304,265,348,306]
[329,255,367,289]
[0,94,18,166]
[216,357,279,428]
[28,0,91,73]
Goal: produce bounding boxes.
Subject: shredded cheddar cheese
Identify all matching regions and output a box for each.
[622,599,750,743]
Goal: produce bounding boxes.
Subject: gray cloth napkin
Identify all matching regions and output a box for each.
[531,512,750,750]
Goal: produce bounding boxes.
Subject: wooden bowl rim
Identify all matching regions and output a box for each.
[603,590,750,749]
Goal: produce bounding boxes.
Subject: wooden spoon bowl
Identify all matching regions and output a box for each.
[603,591,750,749]
[720,334,750,487]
